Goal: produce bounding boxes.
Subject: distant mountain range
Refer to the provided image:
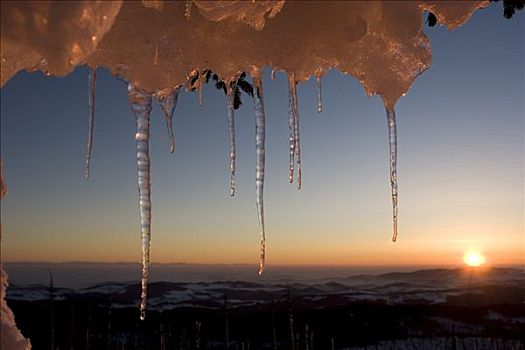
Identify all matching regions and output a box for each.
[7,267,524,311]
[6,266,525,350]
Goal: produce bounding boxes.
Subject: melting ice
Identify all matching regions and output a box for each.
[252,73,266,276]
[84,67,97,180]
[226,84,237,197]
[128,84,153,320]
[155,87,179,154]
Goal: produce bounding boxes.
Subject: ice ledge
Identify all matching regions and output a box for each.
[0,1,487,110]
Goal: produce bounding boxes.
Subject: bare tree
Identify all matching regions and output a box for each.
[224,290,229,350]
[105,296,112,350]
[287,287,295,350]
[85,306,91,350]
[195,320,202,350]
[48,270,55,350]
[304,324,310,350]
[270,295,277,350]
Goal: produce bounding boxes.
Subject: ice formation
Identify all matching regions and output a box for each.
[0,0,489,322]
[0,1,487,106]
[0,1,122,84]
[386,109,399,242]
[84,67,96,180]
[188,0,286,30]
[155,87,180,154]
[252,71,267,275]
[316,74,323,114]
[127,84,154,321]
[226,84,237,196]
[287,73,302,189]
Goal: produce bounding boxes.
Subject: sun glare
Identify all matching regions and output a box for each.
[463,250,486,267]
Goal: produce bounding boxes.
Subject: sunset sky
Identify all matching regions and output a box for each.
[1,5,523,267]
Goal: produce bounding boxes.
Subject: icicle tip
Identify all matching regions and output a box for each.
[258,263,265,276]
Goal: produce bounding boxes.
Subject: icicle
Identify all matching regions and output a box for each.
[198,71,205,107]
[287,75,295,184]
[84,67,96,180]
[128,83,153,320]
[316,75,323,113]
[270,69,276,80]
[226,84,237,196]
[288,73,302,190]
[153,42,159,65]
[155,88,179,153]
[386,108,398,242]
[185,0,194,19]
[252,74,266,275]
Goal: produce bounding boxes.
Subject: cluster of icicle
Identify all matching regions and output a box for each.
[0,0,489,327]
[82,66,399,319]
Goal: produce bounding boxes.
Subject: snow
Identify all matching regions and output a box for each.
[0,1,122,83]
[0,267,32,350]
[190,0,285,31]
[0,1,487,109]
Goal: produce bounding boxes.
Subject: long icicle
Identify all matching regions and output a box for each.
[84,67,96,180]
[316,75,323,113]
[156,88,179,153]
[128,84,153,320]
[226,83,237,196]
[289,73,302,190]
[287,74,296,183]
[386,108,398,242]
[252,75,266,275]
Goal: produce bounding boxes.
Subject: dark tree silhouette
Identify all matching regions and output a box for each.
[427,0,523,27]
[426,12,437,27]
[491,0,525,18]
[189,1,523,107]
[189,70,254,111]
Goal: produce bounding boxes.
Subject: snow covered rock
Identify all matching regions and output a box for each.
[1,163,31,350]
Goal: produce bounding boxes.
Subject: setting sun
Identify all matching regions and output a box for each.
[463,250,486,267]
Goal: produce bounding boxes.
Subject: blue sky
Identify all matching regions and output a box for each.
[1,4,523,267]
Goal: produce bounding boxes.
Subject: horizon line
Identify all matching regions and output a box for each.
[2,260,524,269]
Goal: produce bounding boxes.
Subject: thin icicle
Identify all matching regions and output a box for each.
[288,73,302,190]
[270,69,276,80]
[84,67,96,180]
[155,88,179,153]
[287,74,295,184]
[198,71,205,107]
[128,84,153,320]
[226,84,237,196]
[293,83,302,190]
[252,75,266,275]
[153,42,159,65]
[386,108,398,242]
[316,75,323,113]
[185,0,194,19]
